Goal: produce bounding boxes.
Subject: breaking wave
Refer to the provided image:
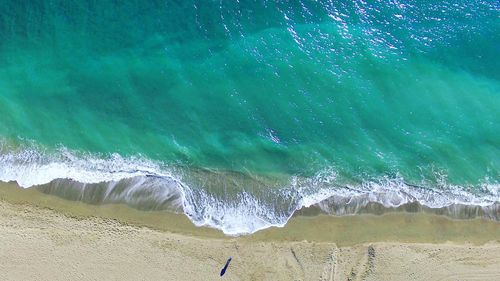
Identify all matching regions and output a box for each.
[0,141,498,235]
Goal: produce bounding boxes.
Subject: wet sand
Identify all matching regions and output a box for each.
[1,182,499,280]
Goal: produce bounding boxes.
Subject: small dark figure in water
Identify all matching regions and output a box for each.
[220,257,232,277]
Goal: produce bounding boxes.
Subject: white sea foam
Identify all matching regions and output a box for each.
[183,190,291,235]
[0,144,170,187]
[0,142,498,235]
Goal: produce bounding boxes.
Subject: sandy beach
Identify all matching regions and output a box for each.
[2,1,498,280]
[1,182,499,281]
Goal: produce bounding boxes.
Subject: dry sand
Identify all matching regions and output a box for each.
[1,182,499,281]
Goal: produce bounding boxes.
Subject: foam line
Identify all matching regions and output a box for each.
[0,143,498,235]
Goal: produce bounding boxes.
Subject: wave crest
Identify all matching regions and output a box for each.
[0,141,498,235]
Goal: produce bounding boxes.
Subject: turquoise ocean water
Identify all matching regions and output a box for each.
[0,1,499,234]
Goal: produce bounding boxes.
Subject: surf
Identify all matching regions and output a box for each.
[1,141,498,235]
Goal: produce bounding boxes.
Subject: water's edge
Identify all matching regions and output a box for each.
[1,175,497,236]
[1,142,498,235]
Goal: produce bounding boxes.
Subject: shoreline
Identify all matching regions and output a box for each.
[1,181,499,244]
[1,140,497,235]
[1,181,500,280]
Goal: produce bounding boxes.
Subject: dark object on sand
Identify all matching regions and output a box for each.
[220,257,232,277]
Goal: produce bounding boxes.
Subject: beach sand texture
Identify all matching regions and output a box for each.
[1,2,499,280]
[1,183,499,281]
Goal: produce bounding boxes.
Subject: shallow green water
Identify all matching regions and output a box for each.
[0,1,499,234]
